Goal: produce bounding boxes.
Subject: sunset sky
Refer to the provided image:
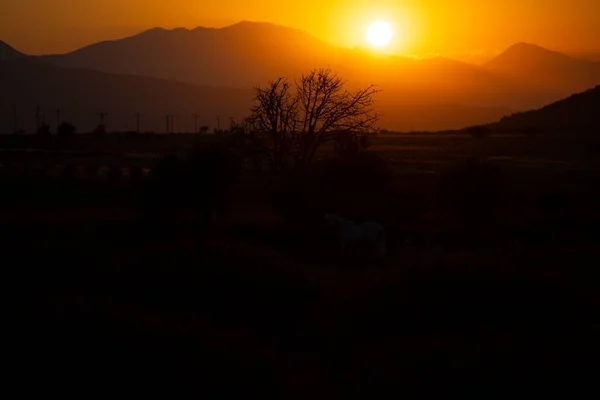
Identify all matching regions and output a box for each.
[1,0,599,59]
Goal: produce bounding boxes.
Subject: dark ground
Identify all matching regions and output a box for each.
[4,132,600,396]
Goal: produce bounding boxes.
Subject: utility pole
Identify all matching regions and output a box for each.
[194,114,199,133]
[35,105,41,130]
[217,116,221,131]
[136,112,140,133]
[170,115,175,133]
[165,114,175,134]
[98,112,107,126]
[12,104,18,133]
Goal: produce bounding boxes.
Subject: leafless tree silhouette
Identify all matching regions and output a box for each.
[249,68,379,171]
[249,77,299,171]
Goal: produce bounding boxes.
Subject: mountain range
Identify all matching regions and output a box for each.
[1,21,599,132]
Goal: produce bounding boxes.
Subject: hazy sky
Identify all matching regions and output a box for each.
[1,0,599,58]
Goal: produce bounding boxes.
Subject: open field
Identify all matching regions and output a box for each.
[4,131,600,396]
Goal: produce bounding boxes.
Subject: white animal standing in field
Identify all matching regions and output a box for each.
[325,214,387,258]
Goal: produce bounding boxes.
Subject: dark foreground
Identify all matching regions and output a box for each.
[10,221,599,396]
[4,133,600,396]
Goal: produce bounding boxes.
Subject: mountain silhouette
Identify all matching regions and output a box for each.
[5,23,597,132]
[0,40,25,61]
[0,56,514,132]
[40,22,569,111]
[491,86,600,131]
[42,21,346,89]
[484,43,600,95]
[0,58,253,133]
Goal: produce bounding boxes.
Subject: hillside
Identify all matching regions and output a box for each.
[379,103,512,132]
[484,43,600,95]
[490,86,600,132]
[0,41,25,61]
[0,58,254,133]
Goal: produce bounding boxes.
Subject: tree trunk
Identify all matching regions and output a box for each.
[305,134,324,165]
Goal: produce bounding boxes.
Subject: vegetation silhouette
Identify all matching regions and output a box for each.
[93,124,108,138]
[57,121,76,136]
[140,142,242,230]
[247,68,379,172]
[36,123,51,136]
[465,125,491,139]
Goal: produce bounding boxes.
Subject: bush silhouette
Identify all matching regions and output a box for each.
[272,151,392,226]
[142,143,241,225]
[333,131,373,160]
[466,125,491,139]
[185,143,242,217]
[36,124,51,136]
[93,124,108,138]
[57,122,76,137]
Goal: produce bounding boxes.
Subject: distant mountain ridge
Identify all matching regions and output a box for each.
[0,41,25,61]
[39,22,589,111]
[2,22,599,132]
[41,21,345,89]
[484,42,600,94]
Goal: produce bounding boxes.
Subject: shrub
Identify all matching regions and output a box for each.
[271,151,392,224]
[466,125,491,139]
[57,122,76,137]
[36,124,51,136]
[333,131,373,160]
[93,124,108,138]
[141,143,242,225]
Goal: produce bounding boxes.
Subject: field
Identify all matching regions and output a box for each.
[5,131,600,396]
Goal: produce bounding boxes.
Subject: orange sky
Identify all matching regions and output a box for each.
[1,0,599,59]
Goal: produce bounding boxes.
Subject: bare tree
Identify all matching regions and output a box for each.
[249,77,299,171]
[248,68,379,171]
[295,68,379,164]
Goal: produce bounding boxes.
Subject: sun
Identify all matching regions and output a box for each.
[366,21,393,47]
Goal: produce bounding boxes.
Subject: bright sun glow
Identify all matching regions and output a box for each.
[366,21,393,47]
